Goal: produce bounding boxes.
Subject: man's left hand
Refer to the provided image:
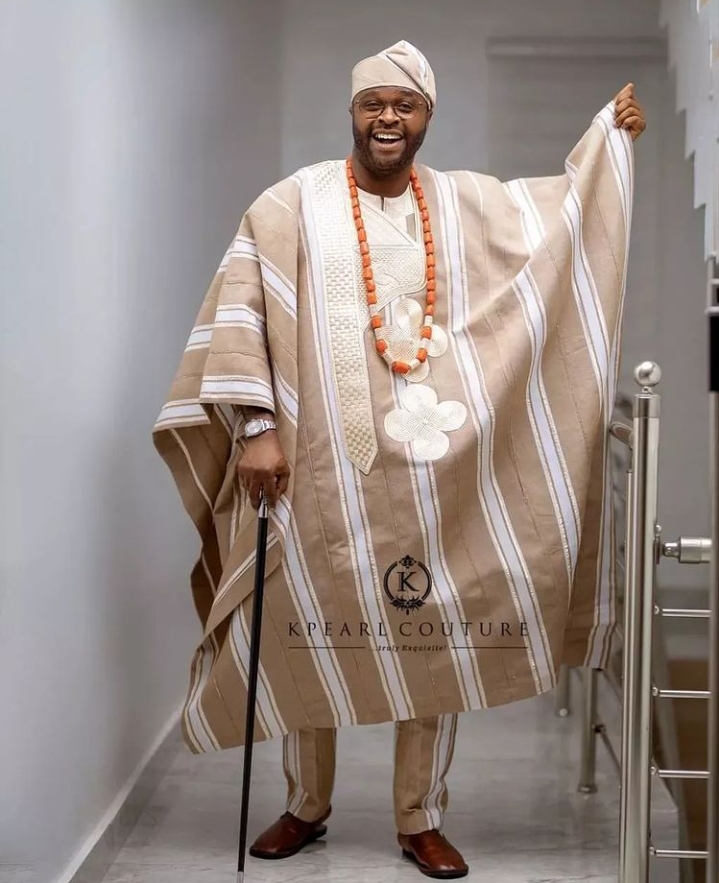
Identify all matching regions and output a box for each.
[613,83,646,142]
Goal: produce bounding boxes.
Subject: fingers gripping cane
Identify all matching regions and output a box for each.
[236,486,270,883]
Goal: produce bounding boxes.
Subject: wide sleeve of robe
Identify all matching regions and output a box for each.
[153,175,301,633]
[448,99,634,669]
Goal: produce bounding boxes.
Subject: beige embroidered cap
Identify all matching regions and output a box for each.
[351,40,436,110]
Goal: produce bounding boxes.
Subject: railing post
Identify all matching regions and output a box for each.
[619,361,662,883]
[554,663,571,717]
[578,667,598,792]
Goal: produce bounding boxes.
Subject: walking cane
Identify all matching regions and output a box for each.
[236,485,269,883]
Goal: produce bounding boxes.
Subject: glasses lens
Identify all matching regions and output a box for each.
[356,99,422,119]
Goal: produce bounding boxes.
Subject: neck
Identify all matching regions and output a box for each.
[350,150,412,198]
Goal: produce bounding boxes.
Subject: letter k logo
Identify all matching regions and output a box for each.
[398,570,419,594]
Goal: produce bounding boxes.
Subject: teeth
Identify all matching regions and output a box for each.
[374,134,402,141]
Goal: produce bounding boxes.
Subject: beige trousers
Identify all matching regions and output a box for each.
[282,713,458,835]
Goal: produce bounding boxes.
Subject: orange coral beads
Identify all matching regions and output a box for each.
[345,157,436,375]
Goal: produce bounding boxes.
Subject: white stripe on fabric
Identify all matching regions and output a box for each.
[237,600,287,735]
[227,608,280,740]
[422,714,456,830]
[169,429,228,749]
[592,102,632,231]
[214,404,235,439]
[214,533,280,606]
[422,716,444,831]
[259,256,298,320]
[205,485,349,735]
[270,493,292,547]
[223,234,297,319]
[230,476,242,547]
[200,553,217,596]
[512,269,578,582]
[584,105,633,667]
[215,304,266,336]
[284,732,300,814]
[584,447,615,667]
[593,102,633,414]
[505,180,582,579]
[288,731,306,815]
[264,400,355,726]
[182,645,206,752]
[387,301,486,711]
[221,496,288,740]
[300,166,414,721]
[185,324,214,352]
[154,400,208,429]
[184,639,221,752]
[561,191,607,407]
[169,428,213,511]
[170,405,277,735]
[234,235,259,258]
[272,364,299,426]
[505,179,544,250]
[433,169,555,693]
[281,525,356,728]
[563,183,611,366]
[200,375,275,409]
[266,188,296,215]
[561,110,633,665]
[219,235,259,271]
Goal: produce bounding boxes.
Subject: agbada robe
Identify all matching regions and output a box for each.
[154,102,632,753]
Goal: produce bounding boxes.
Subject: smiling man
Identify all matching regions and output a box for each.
[155,40,646,879]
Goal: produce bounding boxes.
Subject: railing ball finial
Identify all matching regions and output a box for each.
[634,361,661,390]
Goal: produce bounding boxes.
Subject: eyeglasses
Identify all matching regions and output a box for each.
[352,97,427,120]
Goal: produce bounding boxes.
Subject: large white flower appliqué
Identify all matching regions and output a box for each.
[379,297,448,383]
[384,385,467,461]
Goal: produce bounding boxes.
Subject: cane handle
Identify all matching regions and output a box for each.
[258,486,269,519]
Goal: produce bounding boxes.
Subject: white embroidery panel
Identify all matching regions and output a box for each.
[354,192,426,329]
[306,161,378,474]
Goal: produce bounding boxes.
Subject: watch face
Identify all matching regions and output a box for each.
[245,419,262,435]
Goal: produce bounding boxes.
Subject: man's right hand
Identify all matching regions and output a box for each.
[237,431,290,509]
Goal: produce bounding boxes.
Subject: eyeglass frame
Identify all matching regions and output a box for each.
[350,94,430,121]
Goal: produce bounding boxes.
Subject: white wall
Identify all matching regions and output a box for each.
[279,0,710,589]
[0,1,280,879]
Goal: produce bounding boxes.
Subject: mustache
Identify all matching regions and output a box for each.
[352,122,427,175]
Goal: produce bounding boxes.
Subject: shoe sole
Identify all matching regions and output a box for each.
[249,824,328,860]
[401,848,469,879]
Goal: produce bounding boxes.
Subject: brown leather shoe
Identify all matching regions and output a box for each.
[397,830,469,879]
[249,806,331,860]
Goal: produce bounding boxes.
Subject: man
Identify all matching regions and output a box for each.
[154,41,646,879]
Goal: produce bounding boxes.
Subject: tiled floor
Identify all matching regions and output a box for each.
[98,690,678,883]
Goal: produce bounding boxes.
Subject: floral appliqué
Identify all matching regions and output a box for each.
[384,385,467,461]
[378,297,448,383]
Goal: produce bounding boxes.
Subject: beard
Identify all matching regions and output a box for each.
[352,121,428,177]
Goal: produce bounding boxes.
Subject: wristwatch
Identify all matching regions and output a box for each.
[244,417,277,438]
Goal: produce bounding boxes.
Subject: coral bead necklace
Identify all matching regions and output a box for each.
[345,157,436,375]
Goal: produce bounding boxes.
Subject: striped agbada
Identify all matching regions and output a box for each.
[153,100,633,753]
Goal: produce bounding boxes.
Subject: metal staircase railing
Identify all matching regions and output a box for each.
[556,355,718,881]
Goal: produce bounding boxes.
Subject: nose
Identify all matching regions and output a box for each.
[378,102,400,124]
